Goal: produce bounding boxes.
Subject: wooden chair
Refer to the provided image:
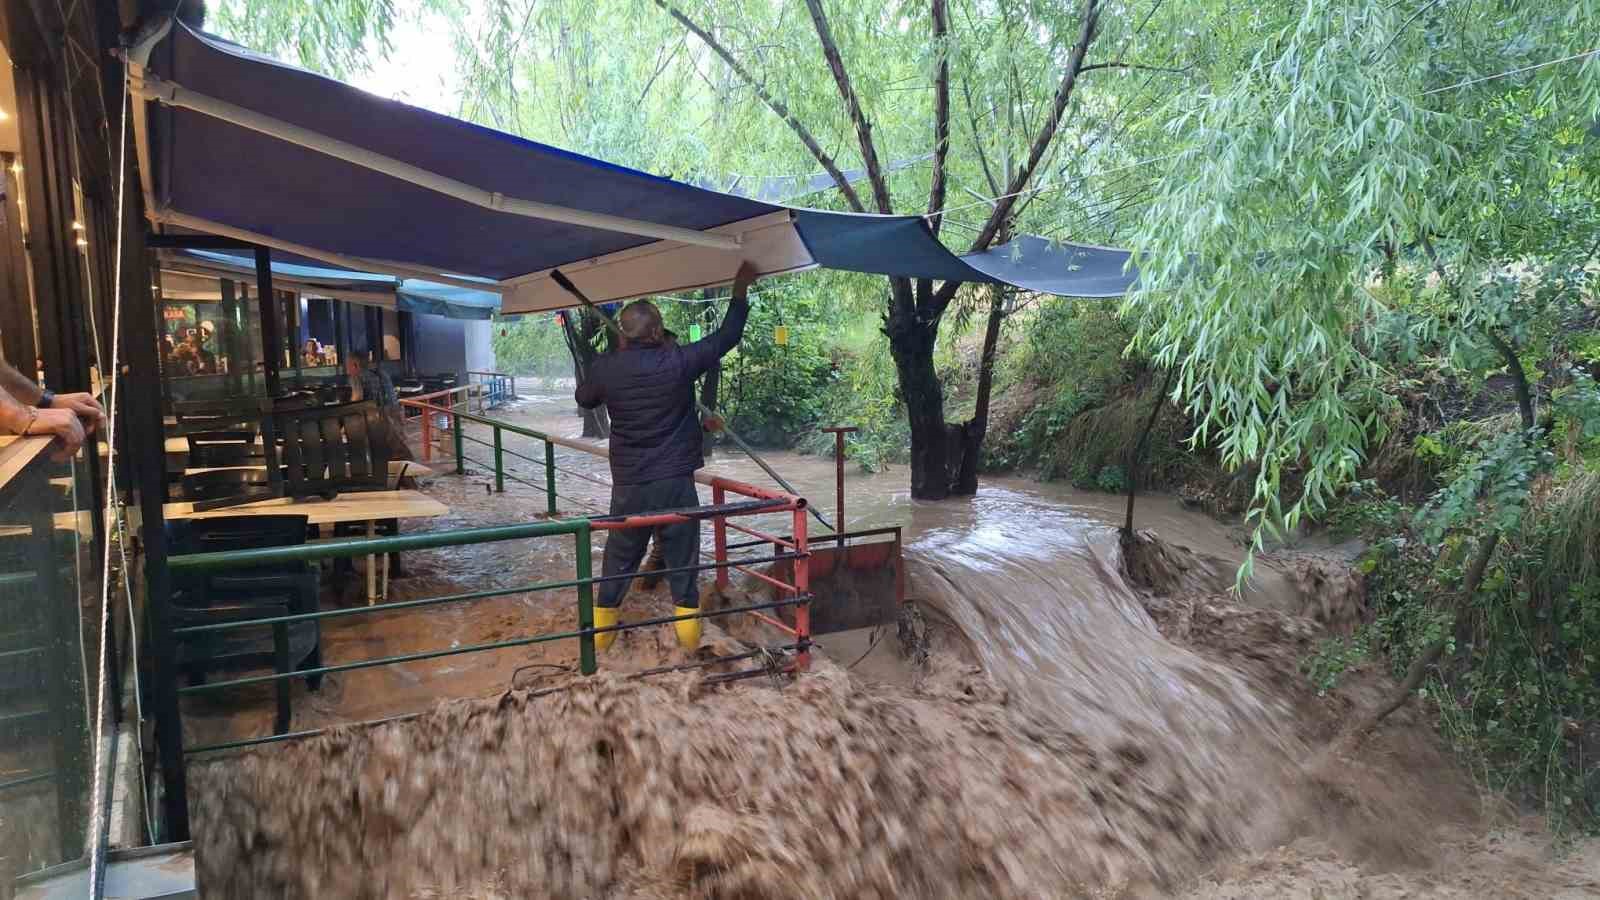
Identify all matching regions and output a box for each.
[167,515,321,735]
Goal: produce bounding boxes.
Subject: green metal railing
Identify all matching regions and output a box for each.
[402,396,608,515]
[163,467,813,756]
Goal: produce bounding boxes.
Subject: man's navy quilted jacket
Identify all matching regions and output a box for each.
[574,298,748,486]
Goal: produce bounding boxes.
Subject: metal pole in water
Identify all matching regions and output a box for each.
[575,522,596,675]
[821,426,857,536]
[493,425,504,493]
[453,401,465,474]
[544,439,558,516]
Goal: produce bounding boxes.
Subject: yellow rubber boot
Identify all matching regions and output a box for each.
[673,605,702,651]
[593,606,619,651]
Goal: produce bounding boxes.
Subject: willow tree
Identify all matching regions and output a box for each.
[1126,1,1600,729]
[426,0,1198,497]
[636,0,1190,498]
[1128,0,1600,554]
[210,0,409,77]
[214,0,1196,497]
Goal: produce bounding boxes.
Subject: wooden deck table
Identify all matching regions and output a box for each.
[162,489,448,604]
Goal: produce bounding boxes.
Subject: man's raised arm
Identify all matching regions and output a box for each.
[682,262,757,377]
[575,368,605,410]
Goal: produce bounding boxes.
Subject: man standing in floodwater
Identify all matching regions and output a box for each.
[575,261,757,651]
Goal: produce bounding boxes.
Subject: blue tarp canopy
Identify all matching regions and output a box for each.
[160,249,502,319]
[129,20,1137,314]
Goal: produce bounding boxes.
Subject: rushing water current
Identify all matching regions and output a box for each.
[491,387,1301,794]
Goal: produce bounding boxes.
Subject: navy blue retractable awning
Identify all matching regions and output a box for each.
[961,235,1138,298]
[128,20,1138,314]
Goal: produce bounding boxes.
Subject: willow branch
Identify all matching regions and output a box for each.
[960,76,1001,197]
[802,0,894,213]
[929,0,1104,316]
[652,0,868,213]
[926,0,952,234]
[1080,61,1190,75]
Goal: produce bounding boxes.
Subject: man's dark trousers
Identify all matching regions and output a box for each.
[598,475,700,609]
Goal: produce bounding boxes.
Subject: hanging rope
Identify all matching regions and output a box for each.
[80,42,138,890]
[1422,48,1597,95]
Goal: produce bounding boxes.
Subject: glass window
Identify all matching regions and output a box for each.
[0,437,100,882]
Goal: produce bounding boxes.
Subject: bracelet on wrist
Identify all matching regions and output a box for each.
[22,406,37,436]
[37,389,55,409]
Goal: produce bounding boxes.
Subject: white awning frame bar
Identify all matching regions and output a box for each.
[130,72,743,252]
[503,209,796,286]
[148,207,511,295]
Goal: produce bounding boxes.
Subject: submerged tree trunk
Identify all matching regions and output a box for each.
[952,283,1008,495]
[887,279,953,500]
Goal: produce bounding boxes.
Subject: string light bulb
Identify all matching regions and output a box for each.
[71,220,85,231]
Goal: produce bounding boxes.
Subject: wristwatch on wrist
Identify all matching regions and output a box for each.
[36,389,55,409]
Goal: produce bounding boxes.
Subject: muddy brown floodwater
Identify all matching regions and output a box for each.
[187,388,1600,898]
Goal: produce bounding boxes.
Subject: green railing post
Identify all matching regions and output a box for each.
[493,425,505,493]
[453,402,465,474]
[544,439,557,516]
[575,522,597,675]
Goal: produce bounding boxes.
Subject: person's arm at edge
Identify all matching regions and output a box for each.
[575,360,606,410]
[0,383,87,454]
[0,358,101,441]
[0,360,41,405]
[682,262,756,376]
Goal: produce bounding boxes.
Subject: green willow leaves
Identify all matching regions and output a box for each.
[1126,0,1600,567]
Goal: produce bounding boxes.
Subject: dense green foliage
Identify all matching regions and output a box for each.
[1323,472,1600,829]
[1128,0,1600,553]
[490,315,570,379]
[1310,297,1600,830]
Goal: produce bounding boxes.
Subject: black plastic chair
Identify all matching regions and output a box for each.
[186,429,260,468]
[167,514,321,735]
[276,400,391,498]
[172,399,240,426]
[181,468,270,502]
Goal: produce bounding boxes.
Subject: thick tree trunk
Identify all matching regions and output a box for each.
[952,284,1008,495]
[886,286,951,500]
